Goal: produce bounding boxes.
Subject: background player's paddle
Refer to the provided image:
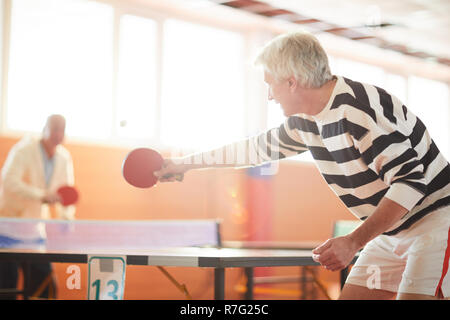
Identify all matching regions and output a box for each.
[57,185,79,206]
[122,148,182,188]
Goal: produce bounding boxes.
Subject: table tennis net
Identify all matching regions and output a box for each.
[0,218,221,250]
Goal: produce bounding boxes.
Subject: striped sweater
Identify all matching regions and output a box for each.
[194,76,450,235]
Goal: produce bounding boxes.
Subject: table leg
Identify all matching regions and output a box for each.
[214,268,225,300]
[301,267,307,300]
[244,267,254,300]
[23,261,31,300]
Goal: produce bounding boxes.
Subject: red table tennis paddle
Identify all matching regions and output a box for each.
[57,185,79,206]
[122,148,182,188]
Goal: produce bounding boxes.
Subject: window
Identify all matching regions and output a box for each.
[160,19,245,152]
[408,76,449,158]
[116,14,158,141]
[6,0,113,138]
[332,57,385,87]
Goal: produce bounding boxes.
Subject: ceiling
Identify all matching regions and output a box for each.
[208,0,450,67]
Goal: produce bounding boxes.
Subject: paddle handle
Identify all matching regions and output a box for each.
[162,173,184,182]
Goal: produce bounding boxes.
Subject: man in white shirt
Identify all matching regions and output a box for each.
[0,114,76,299]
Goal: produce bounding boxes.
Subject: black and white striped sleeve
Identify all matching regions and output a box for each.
[245,118,309,165]
[190,118,309,167]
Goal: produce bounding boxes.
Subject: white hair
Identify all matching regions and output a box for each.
[255,31,333,88]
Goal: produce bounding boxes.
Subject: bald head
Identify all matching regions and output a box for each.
[42,114,66,148]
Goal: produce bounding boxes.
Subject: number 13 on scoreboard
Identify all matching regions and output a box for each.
[87,255,126,300]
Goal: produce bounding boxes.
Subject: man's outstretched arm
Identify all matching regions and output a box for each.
[155,121,308,181]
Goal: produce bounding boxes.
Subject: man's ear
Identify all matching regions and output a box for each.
[288,76,298,91]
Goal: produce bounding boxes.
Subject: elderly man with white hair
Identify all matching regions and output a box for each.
[155,31,450,300]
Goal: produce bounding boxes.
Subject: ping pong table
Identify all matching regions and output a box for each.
[0,218,355,300]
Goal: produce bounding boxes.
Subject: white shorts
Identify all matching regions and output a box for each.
[345,207,450,297]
